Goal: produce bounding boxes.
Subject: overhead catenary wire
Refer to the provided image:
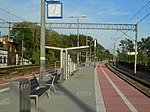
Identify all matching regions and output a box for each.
[137,12,150,24]
[0,7,25,21]
[127,0,150,23]
[0,18,10,23]
[107,1,150,52]
[114,0,150,44]
[107,31,119,51]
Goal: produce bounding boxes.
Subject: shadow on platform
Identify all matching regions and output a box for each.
[57,84,95,112]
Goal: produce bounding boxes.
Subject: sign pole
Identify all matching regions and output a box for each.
[39,0,46,87]
[39,0,62,87]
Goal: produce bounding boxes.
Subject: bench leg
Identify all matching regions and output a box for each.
[53,86,56,93]
[51,84,56,93]
[31,95,38,108]
[45,89,50,98]
[35,96,38,108]
[47,84,56,93]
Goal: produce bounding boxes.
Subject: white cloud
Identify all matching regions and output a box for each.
[97,8,131,16]
[110,11,131,16]
[97,8,117,15]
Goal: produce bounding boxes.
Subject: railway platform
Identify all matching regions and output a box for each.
[0,64,150,112]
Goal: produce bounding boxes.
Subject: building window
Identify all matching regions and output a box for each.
[4,57,6,63]
[0,56,2,63]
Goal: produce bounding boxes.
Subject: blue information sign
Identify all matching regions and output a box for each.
[46,1,63,19]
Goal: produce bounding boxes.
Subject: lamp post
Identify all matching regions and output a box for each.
[70,15,86,65]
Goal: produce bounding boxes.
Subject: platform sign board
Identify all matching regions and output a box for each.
[47,1,63,19]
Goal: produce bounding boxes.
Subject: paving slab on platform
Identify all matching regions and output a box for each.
[31,66,96,112]
[1,64,149,112]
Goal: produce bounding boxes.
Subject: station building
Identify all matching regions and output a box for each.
[0,35,17,67]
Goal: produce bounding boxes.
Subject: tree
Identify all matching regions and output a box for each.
[117,36,150,65]
[61,34,78,47]
[10,21,112,65]
[10,21,62,64]
[116,38,134,62]
[138,37,150,54]
[119,38,134,53]
[10,21,38,64]
[45,29,62,62]
[137,37,150,65]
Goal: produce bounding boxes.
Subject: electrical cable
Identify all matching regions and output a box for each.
[0,18,10,22]
[0,7,25,21]
[115,0,150,46]
[137,12,150,24]
[127,0,150,23]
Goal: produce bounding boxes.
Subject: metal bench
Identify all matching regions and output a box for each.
[46,70,61,93]
[30,75,50,107]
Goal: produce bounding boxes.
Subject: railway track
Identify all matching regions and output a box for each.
[106,62,150,98]
[0,64,55,80]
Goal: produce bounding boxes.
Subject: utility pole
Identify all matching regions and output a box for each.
[22,35,24,65]
[0,31,1,42]
[85,33,91,66]
[39,0,46,87]
[70,15,86,65]
[134,24,138,75]
[94,39,97,68]
[114,42,116,66]
[90,41,92,64]
[77,17,79,65]
[85,35,88,66]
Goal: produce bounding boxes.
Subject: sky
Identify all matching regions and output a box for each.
[0,0,150,52]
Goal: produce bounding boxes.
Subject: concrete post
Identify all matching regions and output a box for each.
[39,0,46,87]
[77,18,80,65]
[10,79,30,112]
[62,50,68,81]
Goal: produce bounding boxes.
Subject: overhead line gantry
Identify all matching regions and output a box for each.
[0,22,136,31]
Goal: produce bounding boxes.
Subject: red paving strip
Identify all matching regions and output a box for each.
[102,65,150,112]
[97,64,150,112]
[97,64,130,112]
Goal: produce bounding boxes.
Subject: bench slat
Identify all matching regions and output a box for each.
[30,71,61,107]
[30,76,50,107]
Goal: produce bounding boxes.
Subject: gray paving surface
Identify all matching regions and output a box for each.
[0,90,9,112]
[0,66,97,112]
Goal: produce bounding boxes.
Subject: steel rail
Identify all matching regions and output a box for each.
[106,62,150,98]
